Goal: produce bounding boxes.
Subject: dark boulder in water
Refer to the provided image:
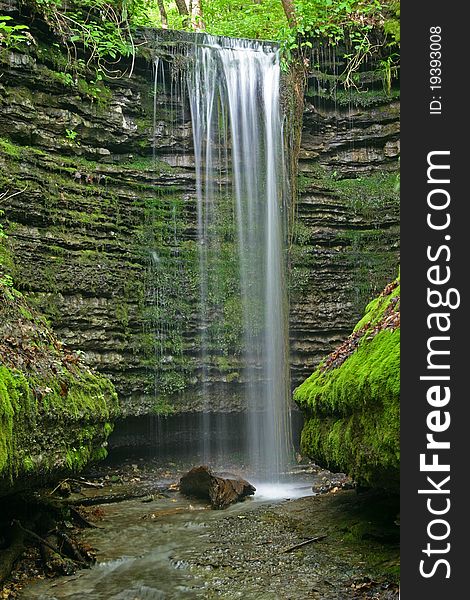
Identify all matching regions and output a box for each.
[179,466,256,509]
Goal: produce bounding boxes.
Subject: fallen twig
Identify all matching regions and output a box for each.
[68,506,101,529]
[50,479,70,496]
[66,491,148,506]
[282,535,327,553]
[76,478,104,489]
[0,187,28,203]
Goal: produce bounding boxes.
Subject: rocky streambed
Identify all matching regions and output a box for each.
[8,460,399,600]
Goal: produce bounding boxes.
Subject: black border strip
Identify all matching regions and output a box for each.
[401,2,468,596]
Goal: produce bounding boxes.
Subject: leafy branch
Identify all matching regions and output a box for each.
[280,1,400,84]
[0,15,30,50]
[29,0,138,77]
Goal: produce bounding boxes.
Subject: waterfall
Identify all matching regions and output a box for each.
[185,34,292,481]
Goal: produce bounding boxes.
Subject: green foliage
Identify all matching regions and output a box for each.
[0,212,5,243]
[279,1,400,80]
[0,15,30,50]
[0,273,14,288]
[0,208,14,287]
[152,396,176,416]
[16,0,399,91]
[202,0,287,40]
[65,128,79,143]
[383,0,400,44]
[52,71,74,86]
[29,0,137,75]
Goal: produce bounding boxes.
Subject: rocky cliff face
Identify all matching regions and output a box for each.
[0,276,119,495]
[294,278,400,492]
[289,50,400,386]
[1,10,399,417]
[1,22,201,416]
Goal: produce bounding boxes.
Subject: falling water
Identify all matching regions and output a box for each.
[186,35,292,481]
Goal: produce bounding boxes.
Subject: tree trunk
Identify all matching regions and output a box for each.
[281,0,297,27]
[192,0,205,31]
[157,0,168,29]
[174,0,190,28]
[40,533,76,576]
[175,0,189,16]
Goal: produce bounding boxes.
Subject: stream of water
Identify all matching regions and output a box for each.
[22,468,316,600]
[185,34,292,480]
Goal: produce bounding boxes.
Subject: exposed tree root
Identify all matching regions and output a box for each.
[0,521,26,586]
[0,491,100,590]
[66,491,148,506]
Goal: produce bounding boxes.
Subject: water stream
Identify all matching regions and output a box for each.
[22,472,315,600]
[185,34,292,480]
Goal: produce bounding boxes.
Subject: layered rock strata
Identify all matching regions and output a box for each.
[1,7,399,415]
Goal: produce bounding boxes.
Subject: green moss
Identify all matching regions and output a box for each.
[0,137,21,159]
[0,220,15,282]
[77,77,112,105]
[333,172,400,218]
[354,282,400,333]
[309,86,400,107]
[296,328,399,413]
[0,274,119,492]
[22,456,35,472]
[158,371,187,396]
[121,155,174,174]
[294,278,400,491]
[35,43,70,72]
[151,397,176,417]
[0,366,34,477]
[65,437,109,471]
[0,362,118,486]
[299,169,399,219]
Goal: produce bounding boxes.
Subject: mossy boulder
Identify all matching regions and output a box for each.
[0,281,120,495]
[294,277,400,492]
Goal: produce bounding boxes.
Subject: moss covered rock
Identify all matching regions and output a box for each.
[294,277,400,492]
[0,281,119,495]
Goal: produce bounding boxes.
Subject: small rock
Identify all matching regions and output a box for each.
[57,481,71,497]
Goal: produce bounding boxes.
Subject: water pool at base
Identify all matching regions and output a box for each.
[22,480,314,600]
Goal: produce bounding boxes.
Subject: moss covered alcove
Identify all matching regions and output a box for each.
[1,0,399,491]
